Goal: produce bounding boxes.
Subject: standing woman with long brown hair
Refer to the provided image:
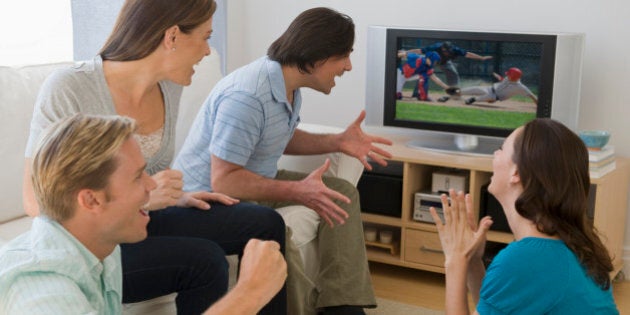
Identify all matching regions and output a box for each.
[22,0,286,313]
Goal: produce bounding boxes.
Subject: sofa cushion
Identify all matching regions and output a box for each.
[0,62,73,223]
[0,216,33,247]
[276,205,320,248]
[122,293,177,315]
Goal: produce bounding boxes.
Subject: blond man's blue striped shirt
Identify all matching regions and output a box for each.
[0,216,122,314]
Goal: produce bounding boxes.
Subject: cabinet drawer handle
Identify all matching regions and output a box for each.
[420,246,444,254]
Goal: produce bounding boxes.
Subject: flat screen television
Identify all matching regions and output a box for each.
[365,26,585,155]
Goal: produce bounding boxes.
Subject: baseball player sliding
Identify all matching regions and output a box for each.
[440,67,538,106]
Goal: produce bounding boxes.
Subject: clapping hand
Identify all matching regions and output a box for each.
[430,189,492,265]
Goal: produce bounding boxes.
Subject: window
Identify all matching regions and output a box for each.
[0,0,73,66]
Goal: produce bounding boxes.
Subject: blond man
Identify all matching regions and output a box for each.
[0,114,285,314]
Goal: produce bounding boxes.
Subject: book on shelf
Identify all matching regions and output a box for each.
[589,155,616,168]
[588,145,615,162]
[589,160,616,179]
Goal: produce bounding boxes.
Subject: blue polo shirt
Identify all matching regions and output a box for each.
[174,56,302,192]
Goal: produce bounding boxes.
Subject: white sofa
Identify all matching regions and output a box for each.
[0,49,364,314]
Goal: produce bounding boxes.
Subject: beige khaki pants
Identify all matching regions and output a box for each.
[258,170,377,314]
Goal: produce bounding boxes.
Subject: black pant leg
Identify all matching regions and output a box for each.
[121,237,229,315]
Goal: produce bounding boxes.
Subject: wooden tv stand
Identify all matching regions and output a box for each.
[361,133,630,278]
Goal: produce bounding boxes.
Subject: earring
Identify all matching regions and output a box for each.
[172,47,176,51]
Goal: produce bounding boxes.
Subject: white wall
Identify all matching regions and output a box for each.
[226,0,630,276]
[0,0,72,66]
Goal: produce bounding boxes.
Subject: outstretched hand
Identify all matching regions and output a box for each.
[430,189,493,266]
[339,110,393,171]
[296,159,351,227]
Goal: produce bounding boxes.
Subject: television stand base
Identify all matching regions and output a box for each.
[407,134,502,156]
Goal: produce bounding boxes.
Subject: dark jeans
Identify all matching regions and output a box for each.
[121,202,287,315]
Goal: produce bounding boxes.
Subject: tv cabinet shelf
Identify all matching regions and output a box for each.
[361,134,630,278]
[365,240,399,255]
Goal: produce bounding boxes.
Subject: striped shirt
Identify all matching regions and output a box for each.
[0,217,122,314]
[174,56,302,192]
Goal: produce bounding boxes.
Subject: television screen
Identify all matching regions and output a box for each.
[385,29,556,138]
[366,27,584,155]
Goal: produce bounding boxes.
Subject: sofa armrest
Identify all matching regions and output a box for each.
[277,123,364,185]
[0,216,34,247]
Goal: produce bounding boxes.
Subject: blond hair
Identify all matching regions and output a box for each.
[31,114,137,222]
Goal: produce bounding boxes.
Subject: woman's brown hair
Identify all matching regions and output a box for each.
[100,0,216,61]
[513,118,613,289]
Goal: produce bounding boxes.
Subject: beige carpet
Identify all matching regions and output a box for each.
[366,297,444,315]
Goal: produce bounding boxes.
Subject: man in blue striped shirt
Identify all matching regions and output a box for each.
[0,114,287,314]
[174,7,393,315]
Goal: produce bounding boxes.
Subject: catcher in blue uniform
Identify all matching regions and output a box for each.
[396,51,450,101]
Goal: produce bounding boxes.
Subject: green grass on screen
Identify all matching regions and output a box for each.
[395,102,535,129]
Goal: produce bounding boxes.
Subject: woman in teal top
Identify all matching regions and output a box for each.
[431,118,619,314]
